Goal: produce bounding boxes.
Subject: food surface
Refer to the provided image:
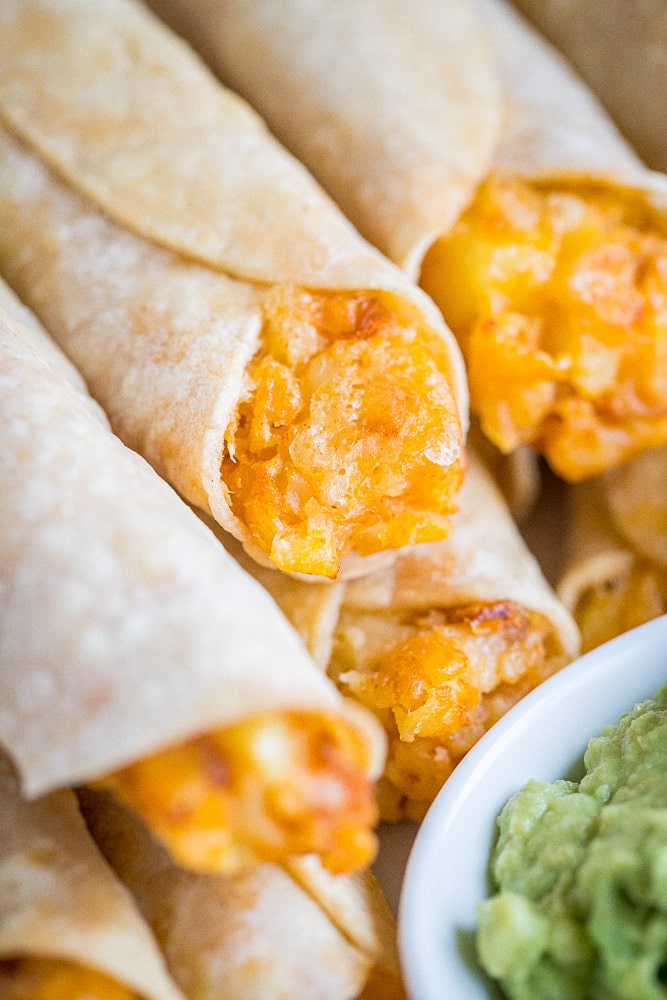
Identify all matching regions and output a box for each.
[223,285,463,576]
[3,0,667,996]
[477,681,667,999]
[78,787,407,1000]
[421,177,667,481]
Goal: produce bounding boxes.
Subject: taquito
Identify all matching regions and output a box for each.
[226,454,580,821]
[158,0,667,483]
[558,453,667,653]
[0,0,467,581]
[0,753,184,1000]
[78,787,406,1000]
[512,0,667,175]
[0,279,386,877]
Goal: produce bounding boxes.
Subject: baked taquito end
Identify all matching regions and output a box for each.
[78,788,406,1000]
[0,0,467,580]
[159,0,667,483]
[421,172,667,484]
[0,753,184,1000]
[227,454,580,820]
[558,451,667,653]
[0,279,385,876]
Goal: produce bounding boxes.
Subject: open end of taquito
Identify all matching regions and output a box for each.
[0,753,184,1000]
[78,787,406,1000]
[0,0,468,581]
[0,280,386,877]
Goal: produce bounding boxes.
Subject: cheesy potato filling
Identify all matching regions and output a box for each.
[97,710,378,875]
[330,601,565,821]
[0,958,136,1000]
[574,564,667,653]
[222,286,464,577]
[421,177,667,481]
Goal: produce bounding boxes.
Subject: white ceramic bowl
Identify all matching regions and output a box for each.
[398,614,667,1000]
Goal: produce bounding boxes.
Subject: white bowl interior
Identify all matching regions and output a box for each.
[398,614,667,1000]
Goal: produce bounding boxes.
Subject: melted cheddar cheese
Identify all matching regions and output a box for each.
[98,710,378,875]
[0,958,136,1000]
[421,178,667,481]
[222,286,463,577]
[331,600,566,821]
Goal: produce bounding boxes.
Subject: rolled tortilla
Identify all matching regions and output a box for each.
[226,453,580,820]
[158,0,667,483]
[0,753,184,1000]
[0,0,467,581]
[78,788,405,1000]
[557,455,667,653]
[512,0,667,175]
[0,278,386,877]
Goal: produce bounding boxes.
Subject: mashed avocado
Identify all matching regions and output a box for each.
[476,681,667,1000]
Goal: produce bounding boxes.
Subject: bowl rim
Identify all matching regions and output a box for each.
[397,614,667,1000]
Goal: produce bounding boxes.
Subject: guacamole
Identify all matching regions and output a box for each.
[476,681,667,1000]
